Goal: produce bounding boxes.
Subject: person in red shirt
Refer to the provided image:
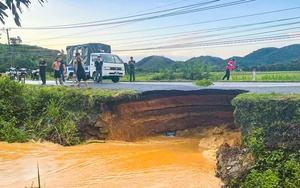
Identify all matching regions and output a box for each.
[222,58,235,80]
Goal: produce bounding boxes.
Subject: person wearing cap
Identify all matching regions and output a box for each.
[73,52,89,88]
[222,58,236,80]
[38,56,47,85]
[128,56,136,82]
[94,55,103,83]
[56,53,66,84]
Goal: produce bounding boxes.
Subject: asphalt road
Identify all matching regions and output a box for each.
[25,80,300,93]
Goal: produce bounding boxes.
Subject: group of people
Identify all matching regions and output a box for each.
[38,52,89,88]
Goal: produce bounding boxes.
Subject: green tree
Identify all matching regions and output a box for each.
[10,36,22,45]
[0,0,46,26]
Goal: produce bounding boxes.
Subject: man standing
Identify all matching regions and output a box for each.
[94,55,103,83]
[222,58,235,80]
[73,52,89,88]
[128,56,136,82]
[57,53,66,83]
[52,57,65,86]
[38,56,47,85]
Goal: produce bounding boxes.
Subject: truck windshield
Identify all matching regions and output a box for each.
[92,54,123,64]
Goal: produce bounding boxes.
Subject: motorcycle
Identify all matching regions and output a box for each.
[18,68,27,84]
[31,68,39,81]
[6,67,18,81]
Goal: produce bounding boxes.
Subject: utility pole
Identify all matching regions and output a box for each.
[2,28,13,67]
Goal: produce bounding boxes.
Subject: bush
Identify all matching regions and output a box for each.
[241,169,280,188]
[229,93,300,187]
[0,77,138,145]
[194,78,213,87]
[232,93,300,135]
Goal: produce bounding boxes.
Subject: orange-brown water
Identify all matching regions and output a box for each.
[0,131,238,188]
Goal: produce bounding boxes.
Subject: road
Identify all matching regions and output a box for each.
[25,80,300,93]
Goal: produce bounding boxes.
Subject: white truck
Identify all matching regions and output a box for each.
[66,43,125,83]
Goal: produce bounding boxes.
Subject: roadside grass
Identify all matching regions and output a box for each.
[24,71,300,82]
[0,77,138,145]
[118,71,300,82]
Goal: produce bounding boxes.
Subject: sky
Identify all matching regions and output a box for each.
[0,0,300,62]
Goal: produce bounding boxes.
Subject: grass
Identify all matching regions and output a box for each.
[119,71,300,82]
[18,71,300,82]
[213,71,300,82]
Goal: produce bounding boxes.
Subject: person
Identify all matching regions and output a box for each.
[94,55,103,83]
[73,52,89,88]
[72,67,77,86]
[52,57,65,86]
[128,56,136,82]
[222,58,235,80]
[56,53,66,84]
[38,56,47,85]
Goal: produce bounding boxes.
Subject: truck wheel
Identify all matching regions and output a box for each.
[111,77,120,83]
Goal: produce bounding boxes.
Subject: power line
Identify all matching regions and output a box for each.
[10,0,255,30]
[106,17,300,47]
[113,33,300,52]
[23,5,300,44]
[37,17,300,48]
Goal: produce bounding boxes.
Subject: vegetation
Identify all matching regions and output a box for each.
[195,78,213,87]
[135,55,177,72]
[0,44,63,72]
[0,0,46,26]
[229,93,300,187]
[135,44,300,72]
[150,61,213,81]
[0,77,137,145]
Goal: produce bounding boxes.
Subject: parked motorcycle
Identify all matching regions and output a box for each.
[31,68,39,81]
[18,68,27,84]
[6,67,18,81]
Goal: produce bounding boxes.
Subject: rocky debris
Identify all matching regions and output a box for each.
[216,143,254,186]
[213,127,224,135]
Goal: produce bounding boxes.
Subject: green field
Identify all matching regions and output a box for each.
[2,71,299,82]
[120,71,300,82]
[215,71,300,82]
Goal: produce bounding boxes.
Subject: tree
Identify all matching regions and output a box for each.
[0,0,46,27]
[10,36,22,45]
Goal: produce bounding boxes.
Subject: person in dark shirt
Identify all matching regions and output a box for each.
[128,56,136,82]
[38,56,47,85]
[94,55,103,83]
[73,52,89,88]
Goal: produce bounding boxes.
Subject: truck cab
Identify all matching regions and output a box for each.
[66,43,125,83]
[89,53,125,83]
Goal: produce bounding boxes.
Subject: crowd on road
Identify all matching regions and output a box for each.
[37,53,137,88]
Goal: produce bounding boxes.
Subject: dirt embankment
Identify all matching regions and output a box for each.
[81,89,246,141]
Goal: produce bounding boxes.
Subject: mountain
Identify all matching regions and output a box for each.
[136,55,175,72]
[238,44,300,67]
[0,44,61,72]
[186,56,225,66]
[135,44,300,72]
[184,44,300,70]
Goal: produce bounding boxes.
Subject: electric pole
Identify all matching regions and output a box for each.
[2,28,13,67]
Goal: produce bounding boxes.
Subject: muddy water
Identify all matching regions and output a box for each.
[0,131,238,188]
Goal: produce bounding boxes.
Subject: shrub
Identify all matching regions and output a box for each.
[229,93,300,187]
[0,77,138,145]
[194,78,213,87]
[241,169,280,188]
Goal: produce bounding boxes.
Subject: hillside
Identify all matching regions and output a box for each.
[136,55,175,72]
[135,44,300,72]
[238,44,300,67]
[0,44,61,72]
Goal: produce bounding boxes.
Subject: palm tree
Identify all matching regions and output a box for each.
[0,0,45,27]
